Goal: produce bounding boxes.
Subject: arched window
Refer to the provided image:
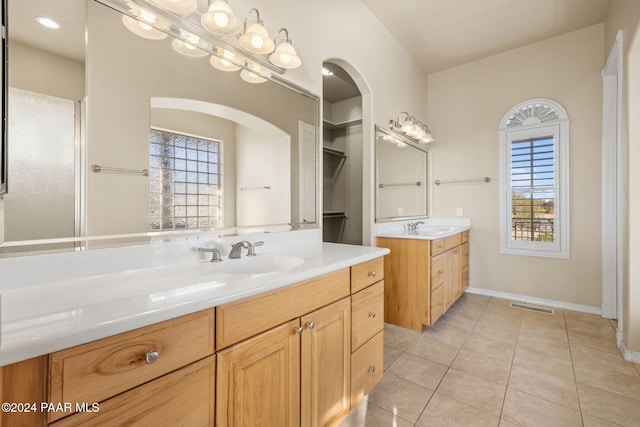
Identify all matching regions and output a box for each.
[498,99,570,258]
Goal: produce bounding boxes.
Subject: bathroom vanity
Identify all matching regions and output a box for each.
[0,232,387,426]
[376,220,470,331]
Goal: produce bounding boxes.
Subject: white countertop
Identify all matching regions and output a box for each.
[375,218,471,240]
[0,239,388,366]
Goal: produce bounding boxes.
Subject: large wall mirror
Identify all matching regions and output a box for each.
[375,126,428,222]
[1,0,319,255]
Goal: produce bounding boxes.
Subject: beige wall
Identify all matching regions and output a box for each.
[427,24,604,308]
[605,0,640,352]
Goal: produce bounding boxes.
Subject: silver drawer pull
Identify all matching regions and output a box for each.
[368,365,376,373]
[294,326,304,335]
[145,350,160,365]
[368,271,376,277]
[368,311,376,318]
[306,321,315,330]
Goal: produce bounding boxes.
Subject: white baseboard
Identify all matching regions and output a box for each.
[618,332,640,363]
[465,287,601,315]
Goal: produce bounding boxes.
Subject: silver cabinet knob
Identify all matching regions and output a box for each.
[368,365,376,373]
[306,321,315,329]
[368,271,376,277]
[294,326,304,335]
[368,312,376,318]
[145,350,160,364]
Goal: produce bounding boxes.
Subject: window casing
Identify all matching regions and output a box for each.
[499,99,569,258]
[149,128,222,231]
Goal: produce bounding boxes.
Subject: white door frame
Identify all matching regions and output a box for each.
[601,30,623,321]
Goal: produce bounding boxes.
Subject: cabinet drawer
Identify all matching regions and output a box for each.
[216,269,350,349]
[461,230,469,243]
[431,253,445,290]
[351,331,383,407]
[431,239,445,256]
[351,257,384,293]
[430,285,445,324]
[444,233,462,251]
[351,281,384,351]
[52,356,215,427]
[49,309,215,421]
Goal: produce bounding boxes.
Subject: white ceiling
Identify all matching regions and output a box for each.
[360,0,612,74]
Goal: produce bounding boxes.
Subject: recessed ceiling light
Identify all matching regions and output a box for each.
[36,16,60,29]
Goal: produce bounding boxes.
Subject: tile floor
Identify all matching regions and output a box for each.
[340,293,640,427]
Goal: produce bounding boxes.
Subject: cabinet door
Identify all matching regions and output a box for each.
[217,320,301,427]
[301,298,351,427]
[444,247,461,310]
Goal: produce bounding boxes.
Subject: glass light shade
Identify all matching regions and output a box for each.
[239,23,274,54]
[172,39,208,57]
[201,1,241,35]
[122,14,168,40]
[420,132,435,143]
[210,49,242,71]
[240,63,271,84]
[152,0,197,15]
[269,41,301,69]
[399,119,413,133]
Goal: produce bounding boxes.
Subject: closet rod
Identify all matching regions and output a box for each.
[378,181,422,188]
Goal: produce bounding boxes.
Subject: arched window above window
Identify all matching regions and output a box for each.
[499,99,570,258]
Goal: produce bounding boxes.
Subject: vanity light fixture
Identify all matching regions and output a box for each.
[35,16,60,29]
[239,8,274,54]
[121,7,170,40]
[390,112,435,144]
[172,30,209,57]
[240,62,271,84]
[269,28,301,69]
[201,0,241,35]
[209,48,242,71]
[151,0,198,15]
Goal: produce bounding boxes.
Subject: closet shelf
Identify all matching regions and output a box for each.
[323,146,347,158]
[323,118,363,130]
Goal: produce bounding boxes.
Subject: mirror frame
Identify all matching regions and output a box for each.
[0,0,321,254]
[374,125,430,223]
[1,0,7,195]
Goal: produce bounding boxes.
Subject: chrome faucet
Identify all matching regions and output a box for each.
[407,221,425,232]
[229,240,264,259]
[199,247,222,262]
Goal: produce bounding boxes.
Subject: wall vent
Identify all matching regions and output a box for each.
[509,302,554,315]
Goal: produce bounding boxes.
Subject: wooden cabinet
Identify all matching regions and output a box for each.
[377,231,469,331]
[0,257,385,427]
[216,259,384,427]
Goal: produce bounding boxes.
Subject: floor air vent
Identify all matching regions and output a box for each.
[509,302,554,315]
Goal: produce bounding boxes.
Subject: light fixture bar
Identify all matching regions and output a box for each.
[96,0,286,76]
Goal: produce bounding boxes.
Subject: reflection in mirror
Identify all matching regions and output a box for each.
[375,126,428,222]
[2,0,319,256]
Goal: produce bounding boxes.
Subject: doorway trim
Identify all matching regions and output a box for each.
[601,30,623,323]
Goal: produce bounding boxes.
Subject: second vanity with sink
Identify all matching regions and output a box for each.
[375,218,470,331]
[0,229,388,426]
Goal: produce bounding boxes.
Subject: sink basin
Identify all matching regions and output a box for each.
[414,227,457,237]
[214,255,304,276]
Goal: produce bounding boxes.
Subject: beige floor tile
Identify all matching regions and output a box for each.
[384,323,421,351]
[470,322,520,343]
[508,365,579,411]
[383,345,402,370]
[498,420,520,427]
[436,368,506,416]
[578,382,640,426]
[339,400,414,427]
[405,334,461,366]
[566,318,616,338]
[582,415,625,427]
[518,322,568,341]
[366,372,434,423]
[423,318,473,347]
[438,308,480,330]
[416,393,499,427]
[571,344,639,377]
[568,330,620,354]
[512,346,574,381]
[462,334,516,362]
[516,330,571,359]
[386,351,448,390]
[574,364,640,401]
[501,388,582,427]
[451,347,511,386]
[564,309,610,325]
